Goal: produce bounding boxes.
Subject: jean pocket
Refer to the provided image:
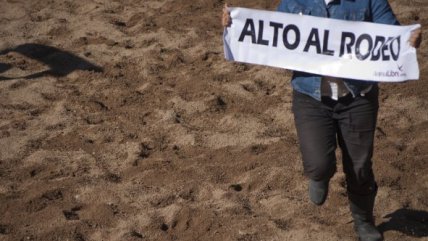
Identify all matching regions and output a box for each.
[337,9,368,21]
[288,1,311,15]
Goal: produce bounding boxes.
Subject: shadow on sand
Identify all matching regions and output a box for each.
[0,43,103,80]
[378,208,428,238]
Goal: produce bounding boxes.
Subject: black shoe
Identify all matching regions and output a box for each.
[348,187,383,241]
[309,179,329,205]
[353,221,383,241]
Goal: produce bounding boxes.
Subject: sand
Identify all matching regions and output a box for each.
[0,0,427,240]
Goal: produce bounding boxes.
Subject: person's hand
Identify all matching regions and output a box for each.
[222,3,231,27]
[409,28,422,48]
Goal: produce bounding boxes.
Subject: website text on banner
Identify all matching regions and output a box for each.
[223,7,420,82]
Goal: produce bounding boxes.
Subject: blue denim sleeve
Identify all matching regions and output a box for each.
[370,0,400,25]
[277,0,288,12]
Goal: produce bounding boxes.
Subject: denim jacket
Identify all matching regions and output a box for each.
[277,0,399,100]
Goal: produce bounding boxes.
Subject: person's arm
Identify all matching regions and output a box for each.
[277,0,288,12]
[370,0,399,25]
[371,0,421,48]
[222,3,231,27]
[410,28,422,49]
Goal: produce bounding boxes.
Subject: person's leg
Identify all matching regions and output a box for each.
[337,87,382,241]
[337,87,378,195]
[292,90,337,205]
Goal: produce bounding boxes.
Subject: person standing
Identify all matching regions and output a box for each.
[222,1,422,241]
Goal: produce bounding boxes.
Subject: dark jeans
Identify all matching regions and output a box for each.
[292,87,379,195]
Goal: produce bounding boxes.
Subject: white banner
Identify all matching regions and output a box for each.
[223,7,420,82]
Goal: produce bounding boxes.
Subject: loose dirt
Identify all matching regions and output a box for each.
[0,0,427,240]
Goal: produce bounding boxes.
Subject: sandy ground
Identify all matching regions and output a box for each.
[0,0,427,240]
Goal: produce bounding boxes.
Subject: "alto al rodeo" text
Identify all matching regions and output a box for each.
[238,19,401,61]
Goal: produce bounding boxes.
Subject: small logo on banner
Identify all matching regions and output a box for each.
[374,63,406,78]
